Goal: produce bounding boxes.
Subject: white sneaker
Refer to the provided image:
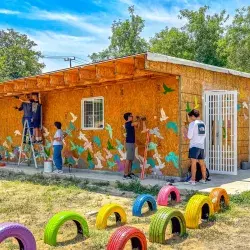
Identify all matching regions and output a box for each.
[185,180,196,185]
[200,179,207,184]
[53,170,59,173]
[57,170,63,174]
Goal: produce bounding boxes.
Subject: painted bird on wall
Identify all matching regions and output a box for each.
[14,130,22,136]
[163,83,174,94]
[194,96,199,109]
[70,112,78,123]
[165,152,179,169]
[160,108,169,122]
[149,127,164,139]
[42,127,49,137]
[166,121,178,134]
[93,136,101,147]
[186,102,191,113]
[105,124,113,139]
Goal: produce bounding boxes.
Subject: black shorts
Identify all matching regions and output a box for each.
[33,119,41,128]
[189,147,205,160]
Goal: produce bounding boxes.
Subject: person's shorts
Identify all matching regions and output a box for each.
[33,119,41,129]
[126,143,135,161]
[189,147,205,160]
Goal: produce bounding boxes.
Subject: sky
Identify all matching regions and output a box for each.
[0,0,249,72]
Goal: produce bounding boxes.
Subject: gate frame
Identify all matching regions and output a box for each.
[203,90,238,175]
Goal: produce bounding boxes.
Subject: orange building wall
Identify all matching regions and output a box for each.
[146,60,250,174]
[0,75,180,176]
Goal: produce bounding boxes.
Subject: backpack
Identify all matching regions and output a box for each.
[185,162,210,182]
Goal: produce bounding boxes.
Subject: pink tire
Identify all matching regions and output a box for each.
[0,222,36,250]
[157,184,181,206]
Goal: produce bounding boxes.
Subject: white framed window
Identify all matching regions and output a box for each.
[81,97,104,130]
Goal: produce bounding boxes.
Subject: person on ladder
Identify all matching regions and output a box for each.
[14,94,33,143]
[31,93,42,143]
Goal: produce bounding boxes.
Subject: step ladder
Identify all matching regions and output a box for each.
[18,119,45,169]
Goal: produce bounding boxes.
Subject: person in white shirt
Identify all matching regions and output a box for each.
[186,109,207,185]
[53,121,64,174]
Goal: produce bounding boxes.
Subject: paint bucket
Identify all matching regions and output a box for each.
[44,160,53,173]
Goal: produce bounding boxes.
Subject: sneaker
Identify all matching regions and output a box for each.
[184,180,196,185]
[200,179,207,184]
[57,170,63,174]
[129,173,138,178]
[53,170,59,173]
[123,175,132,180]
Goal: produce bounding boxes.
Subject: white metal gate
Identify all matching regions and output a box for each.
[204,91,238,175]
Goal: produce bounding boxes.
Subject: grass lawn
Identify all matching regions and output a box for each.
[1,172,250,249]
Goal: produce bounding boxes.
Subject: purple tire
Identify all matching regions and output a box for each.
[0,223,36,250]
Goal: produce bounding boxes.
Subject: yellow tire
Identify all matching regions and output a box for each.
[209,188,229,212]
[185,194,214,229]
[96,203,127,230]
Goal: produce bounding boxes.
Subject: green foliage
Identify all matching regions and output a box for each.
[0,29,45,82]
[150,6,228,67]
[224,7,250,72]
[116,179,160,196]
[89,6,148,62]
[231,191,250,206]
[150,27,194,59]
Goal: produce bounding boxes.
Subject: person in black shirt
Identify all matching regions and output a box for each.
[123,112,140,180]
[14,94,33,142]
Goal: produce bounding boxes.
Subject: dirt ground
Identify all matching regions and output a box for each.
[1,180,250,250]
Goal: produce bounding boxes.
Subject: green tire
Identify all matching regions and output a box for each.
[44,211,89,246]
[149,207,186,244]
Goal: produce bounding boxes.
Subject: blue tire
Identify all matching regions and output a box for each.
[132,194,157,217]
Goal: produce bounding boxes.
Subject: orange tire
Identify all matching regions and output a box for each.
[209,188,229,212]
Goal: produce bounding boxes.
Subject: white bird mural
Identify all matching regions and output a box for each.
[94,151,105,169]
[70,112,78,123]
[135,147,150,169]
[160,108,169,122]
[14,130,22,136]
[153,149,165,169]
[103,148,113,159]
[42,126,50,137]
[244,113,248,120]
[84,141,93,152]
[118,148,126,161]
[149,127,164,139]
[78,131,88,142]
[3,141,9,149]
[243,102,249,109]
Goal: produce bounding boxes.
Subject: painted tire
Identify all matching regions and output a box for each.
[209,188,230,212]
[185,194,214,229]
[96,204,127,230]
[157,184,181,206]
[149,207,186,244]
[44,211,89,246]
[106,226,147,250]
[132,194,157,217]
[0,222,36,250]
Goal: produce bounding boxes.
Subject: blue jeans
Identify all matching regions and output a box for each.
[22,117,33,137]
[53,145,63,170]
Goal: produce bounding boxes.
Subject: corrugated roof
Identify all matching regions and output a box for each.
[146,52,250,79]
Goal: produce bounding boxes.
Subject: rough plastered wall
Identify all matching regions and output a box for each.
[0,97,23,144]
[146,60,250,175]
[39,75,179,176]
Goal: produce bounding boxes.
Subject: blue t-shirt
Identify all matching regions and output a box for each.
[18,103,32,118]
[125,121,135,143]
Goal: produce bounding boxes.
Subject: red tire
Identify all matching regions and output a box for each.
[106,226,147,250]
[157,184,181,206]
